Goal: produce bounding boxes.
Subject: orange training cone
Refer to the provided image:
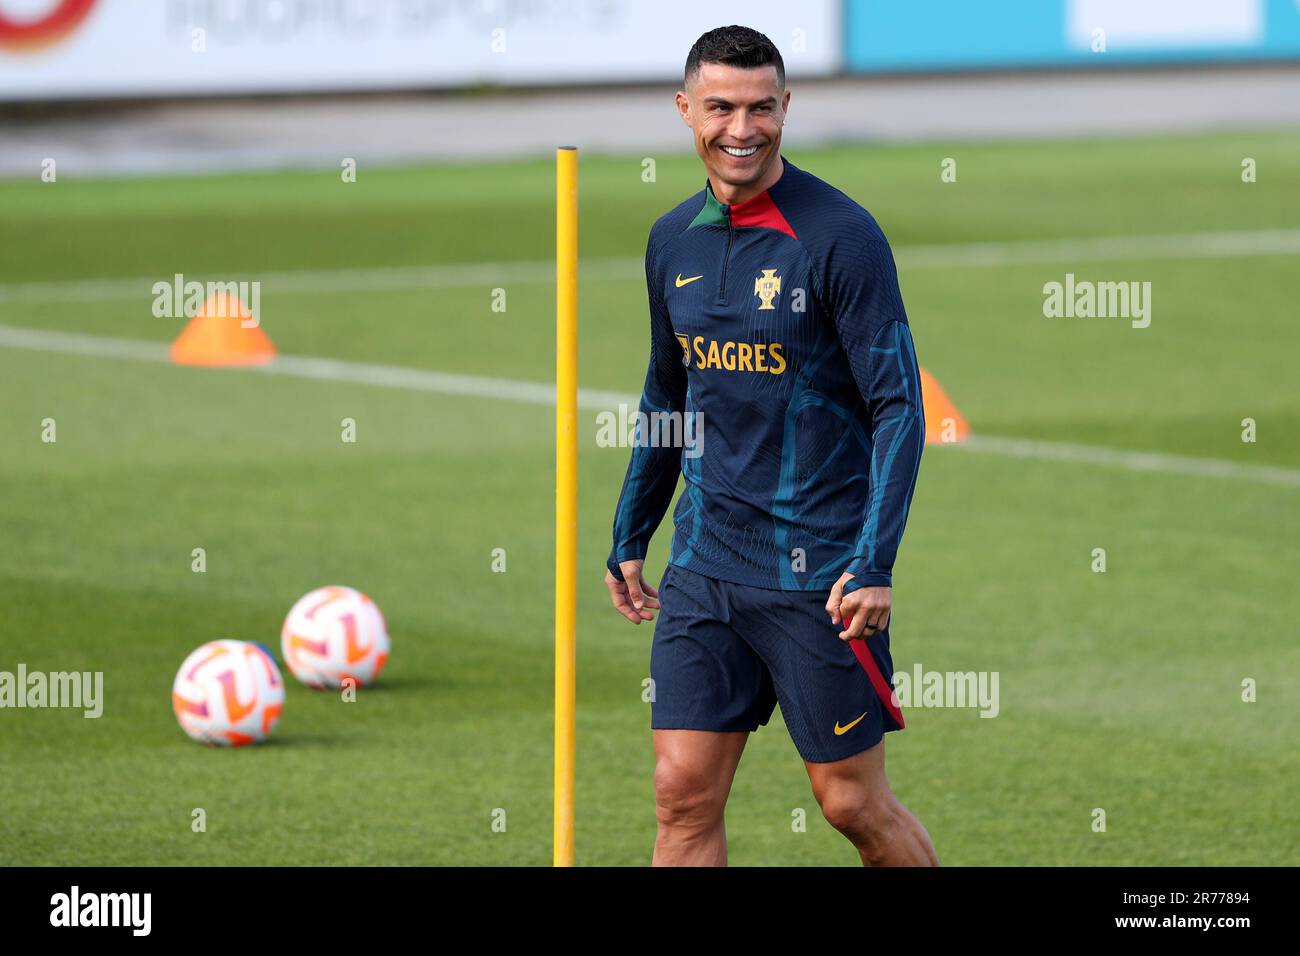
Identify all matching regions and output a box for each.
[170,292,276,367]
[919,368,969,444]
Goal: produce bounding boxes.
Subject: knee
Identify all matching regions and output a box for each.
[817,785,869,834]
[654,758,725,829]
[819,786,898,849]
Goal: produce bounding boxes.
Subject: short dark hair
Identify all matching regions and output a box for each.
[685,25,785,88]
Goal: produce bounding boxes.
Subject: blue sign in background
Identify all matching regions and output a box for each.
[843,0,1300,72]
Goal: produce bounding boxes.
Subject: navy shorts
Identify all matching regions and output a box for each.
[650,563,905,763]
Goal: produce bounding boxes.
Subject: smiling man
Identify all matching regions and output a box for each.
[603,25,938,866]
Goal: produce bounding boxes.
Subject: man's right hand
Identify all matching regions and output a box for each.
[605,559,660,624]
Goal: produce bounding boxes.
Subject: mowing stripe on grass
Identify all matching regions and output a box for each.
[4,323,1298,489]
[1,228,1297,305]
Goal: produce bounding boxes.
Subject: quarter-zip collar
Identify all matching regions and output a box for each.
[688,158,797,239]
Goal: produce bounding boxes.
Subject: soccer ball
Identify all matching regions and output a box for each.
[172,639,285,746]
[281,586,390,689]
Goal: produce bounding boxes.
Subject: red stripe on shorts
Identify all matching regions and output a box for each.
[850,638,905,729]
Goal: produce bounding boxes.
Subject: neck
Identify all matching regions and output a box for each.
[710,154,785,206]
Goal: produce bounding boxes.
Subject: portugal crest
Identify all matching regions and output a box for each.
[754,269,781,310]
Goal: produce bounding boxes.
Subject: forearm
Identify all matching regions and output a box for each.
[843,321,925,594]
[607,396,682,578]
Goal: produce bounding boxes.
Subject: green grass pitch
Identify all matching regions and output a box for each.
[0,130,1297,865]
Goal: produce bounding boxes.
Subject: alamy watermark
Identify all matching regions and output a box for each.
[891,664,999,718]
[152,273,260,327]
[50,886,150,936]
[0,664,103,718]
[1043,273,1151,328]
[596,404,704,459]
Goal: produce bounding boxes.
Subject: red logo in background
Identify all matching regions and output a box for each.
[0,0,97,52]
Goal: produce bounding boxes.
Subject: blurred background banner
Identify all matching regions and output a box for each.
[845,0,1300,72]
[0,0,841,100]
[4,0,1299,104]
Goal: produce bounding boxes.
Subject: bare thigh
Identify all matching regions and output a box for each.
[653,729,748,807]
[804,736,892,802]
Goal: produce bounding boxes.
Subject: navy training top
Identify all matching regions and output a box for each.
[608,158,924,595]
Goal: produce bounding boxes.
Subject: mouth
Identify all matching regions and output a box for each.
[718,144,761,158]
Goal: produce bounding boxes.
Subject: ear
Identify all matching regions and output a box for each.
[675,90,692,127]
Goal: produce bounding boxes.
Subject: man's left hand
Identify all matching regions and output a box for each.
[826,573,891,641]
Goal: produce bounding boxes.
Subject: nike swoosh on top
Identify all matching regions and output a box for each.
[675,274,703,287]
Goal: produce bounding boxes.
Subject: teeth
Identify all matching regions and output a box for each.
[721,145,758,157]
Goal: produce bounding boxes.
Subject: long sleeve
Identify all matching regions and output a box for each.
[607,238,688,580]
[831,240,925,594]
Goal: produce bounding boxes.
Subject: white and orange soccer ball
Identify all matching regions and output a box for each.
[172,639,285,746]
[281,586,390,689]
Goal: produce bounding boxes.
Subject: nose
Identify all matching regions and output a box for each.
[726,108,756,144]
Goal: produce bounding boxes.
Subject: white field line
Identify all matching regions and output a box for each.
[1,228,1298,306]
[2,323,1297,489]
[0,324,632,411]
[956,435,1300,488]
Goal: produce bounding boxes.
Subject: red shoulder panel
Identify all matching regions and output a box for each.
[728,190,797,239]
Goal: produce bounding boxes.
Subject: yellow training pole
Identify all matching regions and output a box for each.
[554,146,578,867]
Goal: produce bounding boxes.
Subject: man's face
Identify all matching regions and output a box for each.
[677,62,789,192]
